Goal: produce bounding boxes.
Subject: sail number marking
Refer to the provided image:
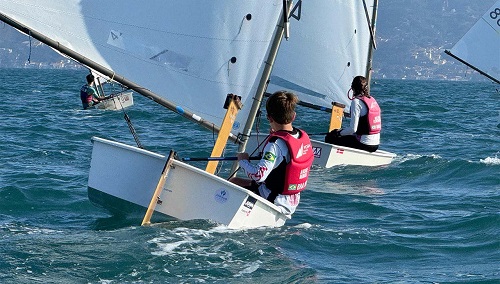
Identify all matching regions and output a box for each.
[490,7,500,27]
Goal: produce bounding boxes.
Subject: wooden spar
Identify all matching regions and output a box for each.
[444,50,500,85]
[328,102,346,131]
[205,95,242,174]
[141,150,176,226]
[0,13,239,144]
[265,92,333,113]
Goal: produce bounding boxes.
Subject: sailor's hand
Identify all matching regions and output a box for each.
[237,152,249,161]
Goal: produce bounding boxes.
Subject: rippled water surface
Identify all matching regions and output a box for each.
[0,69,499,283]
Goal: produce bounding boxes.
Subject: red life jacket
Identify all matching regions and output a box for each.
[356,96,381,135]
[80,84,94,103]
[264,129,314,196]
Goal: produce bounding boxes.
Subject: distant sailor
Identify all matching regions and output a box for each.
[325,75,382,152]
[80,74,104,109]
[230,91,314,218]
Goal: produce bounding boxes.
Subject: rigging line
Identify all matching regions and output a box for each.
[226,133,270,181]
[209,123,227,175]
[362,0,377,50]
[337,61,349,82]
[212,124,217,147]
[215,146,227,175]
[124,112,143,149]
[232,13,253,43]
[252,109,266,155]
[255,109,262,136]
[119,101,143,149]
[27,30,32,63]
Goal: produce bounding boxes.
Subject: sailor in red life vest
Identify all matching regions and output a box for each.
[230,91,314,218]
[80,74,105,110]
[325,75,381,152]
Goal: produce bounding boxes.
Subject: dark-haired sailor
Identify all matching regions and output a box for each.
[325,75,381,152]
[230,91,314,218]
[80,74,104,109]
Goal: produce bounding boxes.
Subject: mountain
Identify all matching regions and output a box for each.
[373,0,497,80]
[0,0,497,80]
[374,0,496,80]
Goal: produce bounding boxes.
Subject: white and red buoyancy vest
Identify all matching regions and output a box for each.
[356,96,381,135]
[264,129,314,196]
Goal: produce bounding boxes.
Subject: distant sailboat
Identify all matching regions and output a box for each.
[89,70,134,111]
[445,0,500,84]
[0,0,299,228]
[248,0,396,167]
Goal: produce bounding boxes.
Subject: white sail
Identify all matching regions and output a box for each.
[267,0,376,109]
[256,1,397,168]
[0,1,291,228]
[0,0,282,133]
[446,0,500,83]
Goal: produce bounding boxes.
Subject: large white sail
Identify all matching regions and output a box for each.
[267,0,376,109]
[0,0,293,228]
[0,0,282,133]
[252,1,397,168]
[446,0,500,83]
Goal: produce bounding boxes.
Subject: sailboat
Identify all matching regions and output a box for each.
[247,0,396,168]
[89,70,134,111]
[92,91,133,111]
[0,0,297,228]
[445,0,500,84]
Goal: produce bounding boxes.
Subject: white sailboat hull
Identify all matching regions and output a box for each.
[88,137,287,229]
[246,133,395,168]
[94,92,134,111]
[310,140,395,167]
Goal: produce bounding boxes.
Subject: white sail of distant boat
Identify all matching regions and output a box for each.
[445,0,500,84]
[0,0,295,228]
[247,0,396,167]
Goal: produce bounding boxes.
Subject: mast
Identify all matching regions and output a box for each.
[364,0,378,86]
[237,0,293,153]
[0,12,239,142]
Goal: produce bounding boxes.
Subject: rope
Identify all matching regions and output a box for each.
[226,134,269,181]
[210,123,224,175]
[115,92,142,149]
[227,110,269,180]
[27,30,32,63]
[123,112,143,149]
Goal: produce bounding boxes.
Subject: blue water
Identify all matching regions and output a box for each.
[0,68,499,283]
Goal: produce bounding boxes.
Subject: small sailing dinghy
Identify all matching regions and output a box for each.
[445,0,500,84]
[89,71,134,111]
[252,0,396,167]
[92,91,133,111]
[0,0,294,228]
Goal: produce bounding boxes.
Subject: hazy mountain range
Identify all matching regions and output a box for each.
[0,0,496,81]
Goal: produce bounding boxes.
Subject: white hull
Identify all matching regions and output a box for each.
[88,137,287,229]
[246,133,395,168]
[310,139,395,167]
[94,92,134,111]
